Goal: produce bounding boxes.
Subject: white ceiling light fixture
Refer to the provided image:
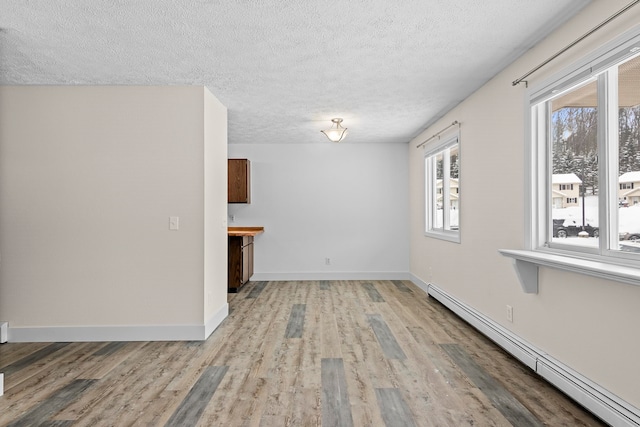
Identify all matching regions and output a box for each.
[321,118,348,142]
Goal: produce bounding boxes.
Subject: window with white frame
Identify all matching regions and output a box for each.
[425,134,460,242]
[528,29,640,262]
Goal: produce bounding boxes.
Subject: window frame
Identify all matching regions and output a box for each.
[526,25,640,268]
[424,132,461,243]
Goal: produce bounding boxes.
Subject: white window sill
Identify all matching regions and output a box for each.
[498,249,640,294]
[425,230,460,243]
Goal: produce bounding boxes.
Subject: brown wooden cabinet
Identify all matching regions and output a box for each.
[228,159,251,203]
[228,235,253,292]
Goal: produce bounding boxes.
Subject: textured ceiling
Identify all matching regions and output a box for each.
[0,0,590,144]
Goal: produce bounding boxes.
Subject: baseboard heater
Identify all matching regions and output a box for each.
[426,283,640,427]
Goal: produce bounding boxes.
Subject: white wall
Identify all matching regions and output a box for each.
[0,86,228,341]
[203,89,229,333]
[228,143,409,280]
[409,1,640,407]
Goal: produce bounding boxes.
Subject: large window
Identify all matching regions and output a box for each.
[425,134,460,242]
[529,30,640,263]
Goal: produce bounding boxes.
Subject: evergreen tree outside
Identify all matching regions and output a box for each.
[552,106,598,195]
[619,106,640,173]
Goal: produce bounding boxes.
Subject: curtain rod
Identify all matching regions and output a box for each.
[416,121,459,149]
[512,0,640,87]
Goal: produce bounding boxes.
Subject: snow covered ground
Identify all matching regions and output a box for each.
[434,196,639,245]
[551,195,640,247]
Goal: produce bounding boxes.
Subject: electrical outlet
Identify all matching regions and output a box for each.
[325,257,331,265]
[506,305,513,322]
[169,216,179,230]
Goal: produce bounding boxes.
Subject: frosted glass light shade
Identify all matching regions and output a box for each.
[321,118,348,142]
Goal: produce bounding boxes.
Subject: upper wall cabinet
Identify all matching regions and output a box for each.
[228,159,251,203]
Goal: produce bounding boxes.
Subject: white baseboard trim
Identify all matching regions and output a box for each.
[7,304,229,343]
[8,324,205,342]
[0,321,7,343]
[415,277,640,427]
[409,273,430,294]
[205,303,229,339]
[251,271,412,281]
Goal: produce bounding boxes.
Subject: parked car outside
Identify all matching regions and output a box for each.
[620,231,640,242]
[553,219,599,238]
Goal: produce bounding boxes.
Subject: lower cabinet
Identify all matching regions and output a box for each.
[228,235,254,292]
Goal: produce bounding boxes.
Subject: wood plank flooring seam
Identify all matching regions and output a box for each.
[284,304,306,339]
[391,280,413,293]
[0,343,70,376]
[91,342,127,357]
[164,365,229,427]
[6,379,96,427]
[321,358,355,427]
[246,281,268,299]
[440,343,544,427]
[374,387,417,427]
[367,314,407,360]
[37,420,75,427]
[362,282,385,302]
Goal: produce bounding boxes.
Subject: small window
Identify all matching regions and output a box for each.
[425,134,460,242]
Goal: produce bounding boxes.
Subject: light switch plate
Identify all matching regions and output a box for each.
[169,216,179,231]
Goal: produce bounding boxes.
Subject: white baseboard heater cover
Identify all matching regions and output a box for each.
[427,283,640,427]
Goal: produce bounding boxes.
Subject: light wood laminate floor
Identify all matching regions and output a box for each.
[0,280,605,426]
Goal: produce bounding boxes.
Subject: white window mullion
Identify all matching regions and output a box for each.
[543,102,553,247]
[527,103,543,248]
[443,148,451,230]
[429,157,438,230]
[425,156,434,232]
[600,68,619,253]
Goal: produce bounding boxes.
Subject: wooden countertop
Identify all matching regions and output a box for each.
[228,226,264,236]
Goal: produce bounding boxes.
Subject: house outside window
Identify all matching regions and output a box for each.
[552,174,581,208]
[528,27,640,262]
[618,172,640,206]
[425,133,460,242]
